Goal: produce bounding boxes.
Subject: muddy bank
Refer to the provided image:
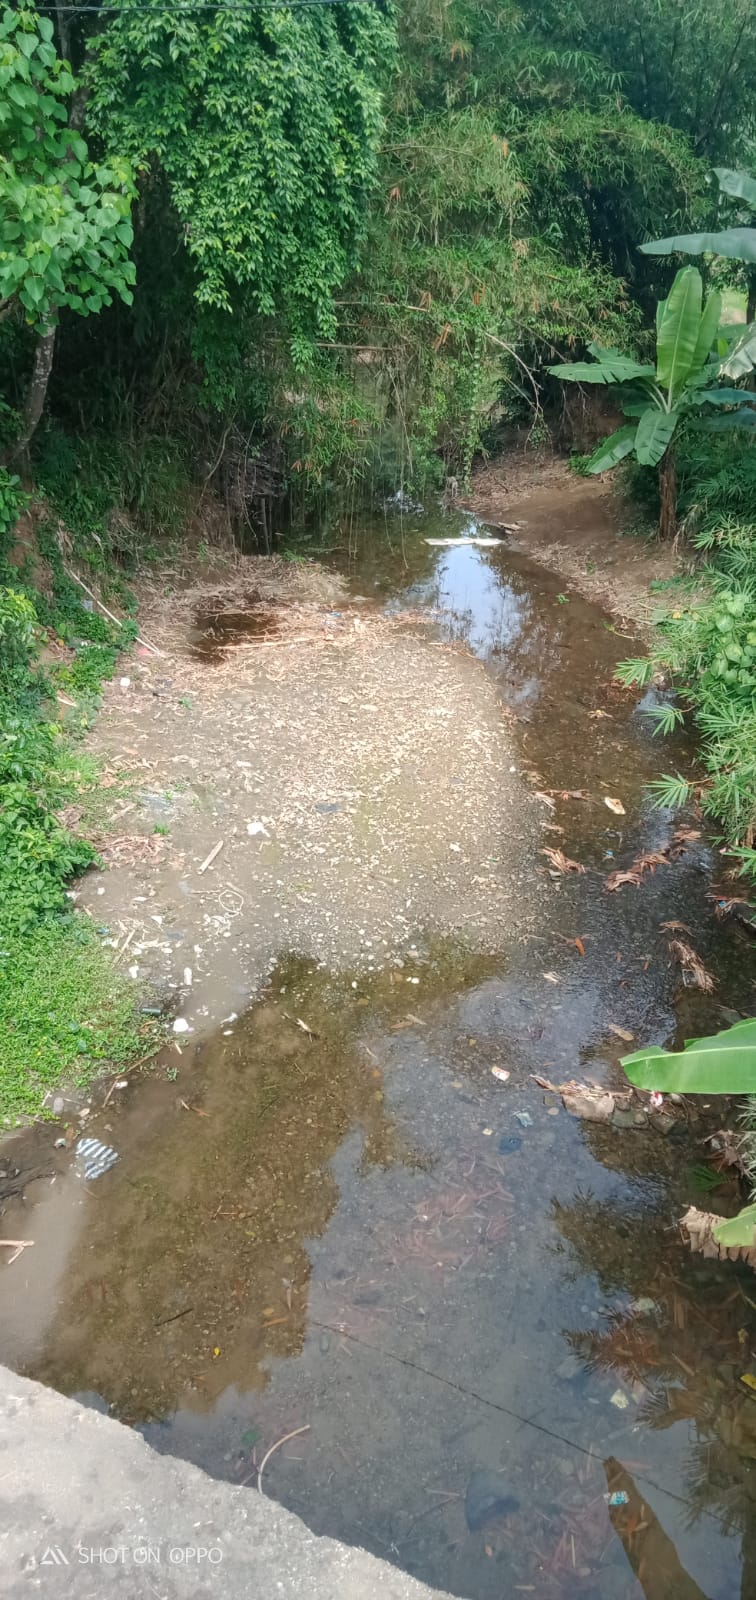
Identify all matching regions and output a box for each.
[466,455,679,628]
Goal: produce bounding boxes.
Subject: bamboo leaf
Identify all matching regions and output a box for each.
[584,424,638,473]
[656,267,702,395]
[622,1017,756,1093]
[634,407,678,466]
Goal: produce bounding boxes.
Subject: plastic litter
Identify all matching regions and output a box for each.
[513,1111,533,1127]
[610,1388,630,1410]
[75,1137,119,1181]
[607,1491,630,1507]
[491,1066,510,1082]
[173,1017,192,1034]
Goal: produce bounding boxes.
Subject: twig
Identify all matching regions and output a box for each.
[257,1425,311,1495]
[63,566,164,657]
[101,1044,165,1109]
[198,839,224,874]
[0,1240,34,1265]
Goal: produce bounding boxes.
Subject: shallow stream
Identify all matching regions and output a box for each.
[2,506,756,1599]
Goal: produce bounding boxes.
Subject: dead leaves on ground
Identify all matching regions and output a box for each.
[666,937,716,993]
[681,1206,756,1270]
[604,826,701,893]
[540,846,585,875]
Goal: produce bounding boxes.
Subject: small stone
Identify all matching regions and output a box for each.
[555,1353,583,1382]
[52,1096,65,1116]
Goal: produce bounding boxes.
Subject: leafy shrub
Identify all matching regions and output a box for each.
[617,515,756,867]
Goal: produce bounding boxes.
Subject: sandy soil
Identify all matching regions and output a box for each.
[465,455,680,630]
[75,558,546,1031]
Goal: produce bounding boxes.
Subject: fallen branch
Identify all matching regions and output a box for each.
[198,839,224,874]
[63,566,164,657]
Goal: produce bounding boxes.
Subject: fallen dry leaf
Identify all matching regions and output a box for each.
[605,849,669,892]
[681,1205,756,1270]
[607,1023,635,1042]
[542,971,561,983]
[604,796,626,816]
[667,938,716,993]
[589,709,612,720]
[540,846,585,875]
[574,936,585,957]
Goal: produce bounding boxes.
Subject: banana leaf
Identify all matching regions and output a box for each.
[713,1205,756,1249]
[640,228,756,264]
[622,1017,756,1093]
[635,407,678,466]
[585,424,638,473]
[697,409,756,431]
[690,290,721,376]
[713,168,756,208]
[685,387,752,407]
[721,323,756,380]
[548,358,655,385]
[656,268,702,395]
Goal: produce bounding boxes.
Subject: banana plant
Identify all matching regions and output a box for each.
[622,1017,756,1252]
[548,267,753,538]
[640,168,756,381]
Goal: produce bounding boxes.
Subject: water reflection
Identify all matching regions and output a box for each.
[1,516,755,1599]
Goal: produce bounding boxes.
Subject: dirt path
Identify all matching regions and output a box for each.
[77,559,545,1030]
[466,455,679,628]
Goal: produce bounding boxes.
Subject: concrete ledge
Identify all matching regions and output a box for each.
[0,1367,453,1599]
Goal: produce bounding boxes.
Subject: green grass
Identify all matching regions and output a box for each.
[0,917,160,1122]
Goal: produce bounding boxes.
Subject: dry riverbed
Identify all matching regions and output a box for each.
[73,556,547,1033]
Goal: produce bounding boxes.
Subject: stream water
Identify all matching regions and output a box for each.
[2,506,756,1599]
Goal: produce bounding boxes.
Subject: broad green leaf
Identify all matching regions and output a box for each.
[713,1205,756,1249]
[685,387,750,407]
[698,409,756,431]
[548,358,655,385]
[689,290,721,376]
[622,1017,756,1093]
[640,228,756,265]
[635,407,678,466]
[713,168,756,209]
[656,267,702,396]
[721,323,756,380]
[585,424,638,473]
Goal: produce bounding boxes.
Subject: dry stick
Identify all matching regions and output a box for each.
[0,1240,34,1266]
[198,839,224,874]
[63,566,164,657]
[257,1426,311,1496]
[101,1044,166,1109]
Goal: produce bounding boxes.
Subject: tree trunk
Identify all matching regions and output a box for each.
[747,267,756,328]
[658,448,677,540]
[3,324,57,466]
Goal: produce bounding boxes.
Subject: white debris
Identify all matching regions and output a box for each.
[173,1017,192,1034]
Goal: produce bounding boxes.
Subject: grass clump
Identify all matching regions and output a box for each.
[0,919,153,1122]
[0,475,156,1122]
